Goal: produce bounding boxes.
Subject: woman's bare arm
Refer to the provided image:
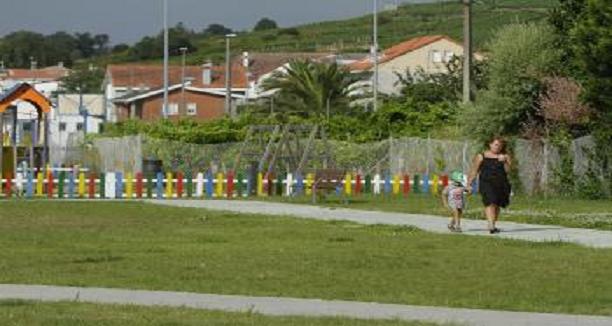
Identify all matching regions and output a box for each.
[504,155,512,173]
[466,154,483,192]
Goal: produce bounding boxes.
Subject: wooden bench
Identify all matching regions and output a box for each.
[310,168,346,204]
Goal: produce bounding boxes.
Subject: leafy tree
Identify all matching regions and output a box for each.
[0,31,47,68]
[261,60,362,116]
[569,0,612,195]
[44,31,78,66]
[254,18,278,31]
[60,66,105,94]
[129,23,196,60]
[111,43,130,54]
[203,23,233,37]
[462,23,561,140]
[548,0,587,75]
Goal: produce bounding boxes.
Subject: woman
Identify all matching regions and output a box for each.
[467,137,512,234]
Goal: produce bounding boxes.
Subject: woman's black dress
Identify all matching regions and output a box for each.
[479,155,511,208]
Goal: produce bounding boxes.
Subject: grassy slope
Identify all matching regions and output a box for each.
[0,301,441,326]
[108,0,557,65]
[0,201,611,316]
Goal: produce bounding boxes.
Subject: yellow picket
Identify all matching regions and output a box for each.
[344,173,352,196]
[78,172,86,197]
[125,172,133,199]
[392,175,401,195]
[36,172,44,196]
[305,173,314,196]
[257,172,264,196]
[165,172,173,198]
[432,174,439,195]
[215,172,224,197]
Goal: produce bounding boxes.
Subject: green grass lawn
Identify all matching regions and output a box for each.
[0,300,442,326]
[1,202,611,317]
[251,194,612,230]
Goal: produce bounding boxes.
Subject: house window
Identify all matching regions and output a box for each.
[76,123,84,131]
[444,51,455,63]
[187,103,197,116]
[432,50,443,63]
[59,122,67,132]
[167,103,179,116]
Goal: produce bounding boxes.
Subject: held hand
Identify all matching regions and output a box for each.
[498,154,507,162]
[465,186,472,195]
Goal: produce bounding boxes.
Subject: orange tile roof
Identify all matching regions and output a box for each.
[348,35,455,71]
[106,64,247,89]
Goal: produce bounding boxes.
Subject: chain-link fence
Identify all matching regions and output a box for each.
[53,133,600,195]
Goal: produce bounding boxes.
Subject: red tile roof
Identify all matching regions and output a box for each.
[348,35,457,71]
[106,64,247,89]
[234,52,335,80]
[2,66,70,81]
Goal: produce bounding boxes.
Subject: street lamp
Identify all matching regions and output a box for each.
[225,33,237,117]
[179,47,188,114]
[162,0,169,119]
[372,0,379,112]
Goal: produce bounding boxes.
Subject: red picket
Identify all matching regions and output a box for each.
[355,174,362,195]
[226,171,234,198]
[441,175,449,188]
[47,171,54,198]
[266,172,274,196]
[403,174,411,196]
[136,172,143,198]
[4,173,12,198]
[176,172,184,198]
[88,173,96,199]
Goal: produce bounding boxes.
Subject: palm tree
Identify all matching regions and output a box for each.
[261,60,363,117]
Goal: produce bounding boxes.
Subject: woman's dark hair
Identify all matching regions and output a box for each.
[486,136,507,154]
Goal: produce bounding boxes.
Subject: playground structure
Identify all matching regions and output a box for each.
[234,124,334,175]
[0,83,52,179]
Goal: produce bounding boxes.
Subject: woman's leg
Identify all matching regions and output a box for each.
[494,206,501,222]
[484,205,497,230]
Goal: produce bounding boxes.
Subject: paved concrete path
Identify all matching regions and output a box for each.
[1,284,611,326]
[149,200,612,249]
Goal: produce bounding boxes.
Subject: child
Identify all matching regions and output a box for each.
[442,170,467,233]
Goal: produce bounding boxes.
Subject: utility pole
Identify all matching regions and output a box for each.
[180,47,188,115]
[162,0,169,118]
[225,34,237,117]
[243,51,250,105]
[373,0,379,112]
[462,0,473,104]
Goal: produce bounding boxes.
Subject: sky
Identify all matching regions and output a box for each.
[0,0,434,44]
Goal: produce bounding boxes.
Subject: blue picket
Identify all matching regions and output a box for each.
[295,173,304,195]
[384,174,392,194]
[156,172,164,199]
[68,171,75,198]
[116,172,124,199]
[423,174,430,194]
[26,171,34,198]
[205,171,213,198]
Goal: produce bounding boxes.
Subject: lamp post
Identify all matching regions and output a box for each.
[225,33,237,117]
[462,0,473,103]
[162,0,169,119]
[179,47,188,114]
[372,0,379,112]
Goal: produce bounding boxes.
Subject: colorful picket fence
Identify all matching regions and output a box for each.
[0,170,477,200]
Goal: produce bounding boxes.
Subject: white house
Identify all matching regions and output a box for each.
[348,35,484,95]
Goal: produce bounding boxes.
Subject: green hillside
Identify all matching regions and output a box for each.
[169,0,557,65]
